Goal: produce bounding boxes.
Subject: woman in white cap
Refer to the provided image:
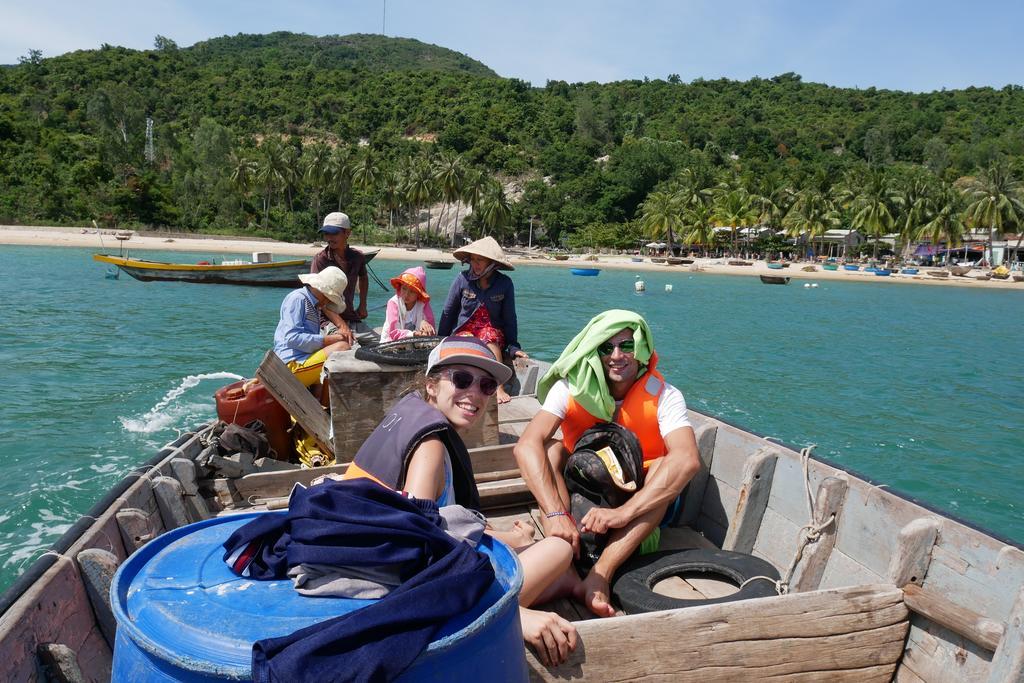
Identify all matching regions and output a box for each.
[438,236,527,404]
[343,336,579,667]
[272,266,352,390]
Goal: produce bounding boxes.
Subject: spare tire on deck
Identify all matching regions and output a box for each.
[612,548,780,614]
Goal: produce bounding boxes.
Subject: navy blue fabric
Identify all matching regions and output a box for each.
[221,479,495,683]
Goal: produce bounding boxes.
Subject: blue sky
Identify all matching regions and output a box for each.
[3,0,1022,93]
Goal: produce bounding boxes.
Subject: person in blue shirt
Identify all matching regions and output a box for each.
[438,236,527,404]
[272,267,352,392]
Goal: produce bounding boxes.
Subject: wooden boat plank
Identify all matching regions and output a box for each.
[901,622,993,683]
[0,557,109,683]
[679,423,717,527]
[256,351,333,457]
[653,575,707,600]
[697,512,728,548]
[988,586,1024,681]
[762,448,840,523]
[527,584,908,681]
[699,477,738,539]
[682,576,739,600]
[832,481,916,578]
[750,506,803,574]
[820,546,887,589]
[707,423,757,489]
[922,552,1024,630]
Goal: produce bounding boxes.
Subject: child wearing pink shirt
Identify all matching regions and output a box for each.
[382,266,436,341]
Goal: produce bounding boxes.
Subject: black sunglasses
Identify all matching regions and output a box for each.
[443,368,499,396]
[598,339,636,356]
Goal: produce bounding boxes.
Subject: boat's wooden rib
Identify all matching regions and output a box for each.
[902,584,1003,651]
[785,475,847,592]
[678,423,717,527]
[527,584,909,682]
[722,447,778,554]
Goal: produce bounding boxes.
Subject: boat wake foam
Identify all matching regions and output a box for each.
[120,372,243,434]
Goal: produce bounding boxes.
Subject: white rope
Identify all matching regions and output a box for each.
[767,445,834,596]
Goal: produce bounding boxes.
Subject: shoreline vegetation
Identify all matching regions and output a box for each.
[3,225,1018,290]
[3,33,1024,271]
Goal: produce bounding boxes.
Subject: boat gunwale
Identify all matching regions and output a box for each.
[93,254,309,272]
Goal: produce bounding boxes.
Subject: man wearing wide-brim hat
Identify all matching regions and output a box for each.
[272,267,352,389]
[311,212,379,346]
[438,236,526,404]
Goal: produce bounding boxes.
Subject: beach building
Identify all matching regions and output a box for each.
[819,229,865,258]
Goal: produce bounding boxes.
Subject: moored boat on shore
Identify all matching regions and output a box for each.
[93,253,311,287]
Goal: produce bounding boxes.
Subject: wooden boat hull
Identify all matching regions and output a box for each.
[424,260,456,270]
[93,254,309,287]
[2,357,1021,682]
[759,275,790,285]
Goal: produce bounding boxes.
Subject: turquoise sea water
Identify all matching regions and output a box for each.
[1,245,1022,593]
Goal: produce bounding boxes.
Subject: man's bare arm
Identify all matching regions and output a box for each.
[514,410,579,555]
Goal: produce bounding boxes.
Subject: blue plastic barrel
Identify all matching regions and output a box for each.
[110,512,527,682]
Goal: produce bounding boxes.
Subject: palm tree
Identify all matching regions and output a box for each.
[255,139,285,228]
[433,151,465,246]
[844,169,901,260]
[460,168,488,244]
[682,202,715,256]
[405,159,434,247]
[279,144,301,210]
[895,171,938,262]
[228,150,257,216]
[302,142,331,228]
[922,183,967,262]
[783,189,839,259]
[328,146,354,212]
[711,188,758,256]
[639,190,684,255]
[956,163,1024,266]
[351,149,379,195]
[477,180,512,238]
[379,169,403,236]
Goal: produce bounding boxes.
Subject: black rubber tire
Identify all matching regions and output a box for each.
[612,548,780,614]
[354,336,445,366]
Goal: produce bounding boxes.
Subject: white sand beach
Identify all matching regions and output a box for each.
[2,225,1019,290]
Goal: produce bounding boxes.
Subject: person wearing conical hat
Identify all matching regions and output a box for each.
[382,266,437,341]
[272,267,352,389]
[438,236,526,404]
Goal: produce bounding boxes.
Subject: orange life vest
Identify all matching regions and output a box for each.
[561,365,667,468]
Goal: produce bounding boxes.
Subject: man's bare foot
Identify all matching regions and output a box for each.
[572,570,616,618]
[497,386,512,404]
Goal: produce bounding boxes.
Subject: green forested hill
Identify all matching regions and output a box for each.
[1,33,1021,248]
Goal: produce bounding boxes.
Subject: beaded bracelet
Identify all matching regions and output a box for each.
[545,510,577,526]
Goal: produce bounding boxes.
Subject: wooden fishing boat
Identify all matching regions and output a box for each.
[928,270,950,278]
[424,259,456,270]
[553,254,570,261]
[665,257,686,266]
[570,268,601,276]
[1,352,1021,682]
[759,275,790,285]
[93,254,311,287]
[727,260,752,266]
[949,265,972,276]
[650,257,666,264]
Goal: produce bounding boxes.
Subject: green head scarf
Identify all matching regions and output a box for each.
[538,309,655,421]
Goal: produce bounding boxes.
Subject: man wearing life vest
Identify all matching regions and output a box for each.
[514,310,700,618]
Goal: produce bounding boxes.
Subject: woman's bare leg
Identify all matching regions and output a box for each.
[486,341,513,404]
